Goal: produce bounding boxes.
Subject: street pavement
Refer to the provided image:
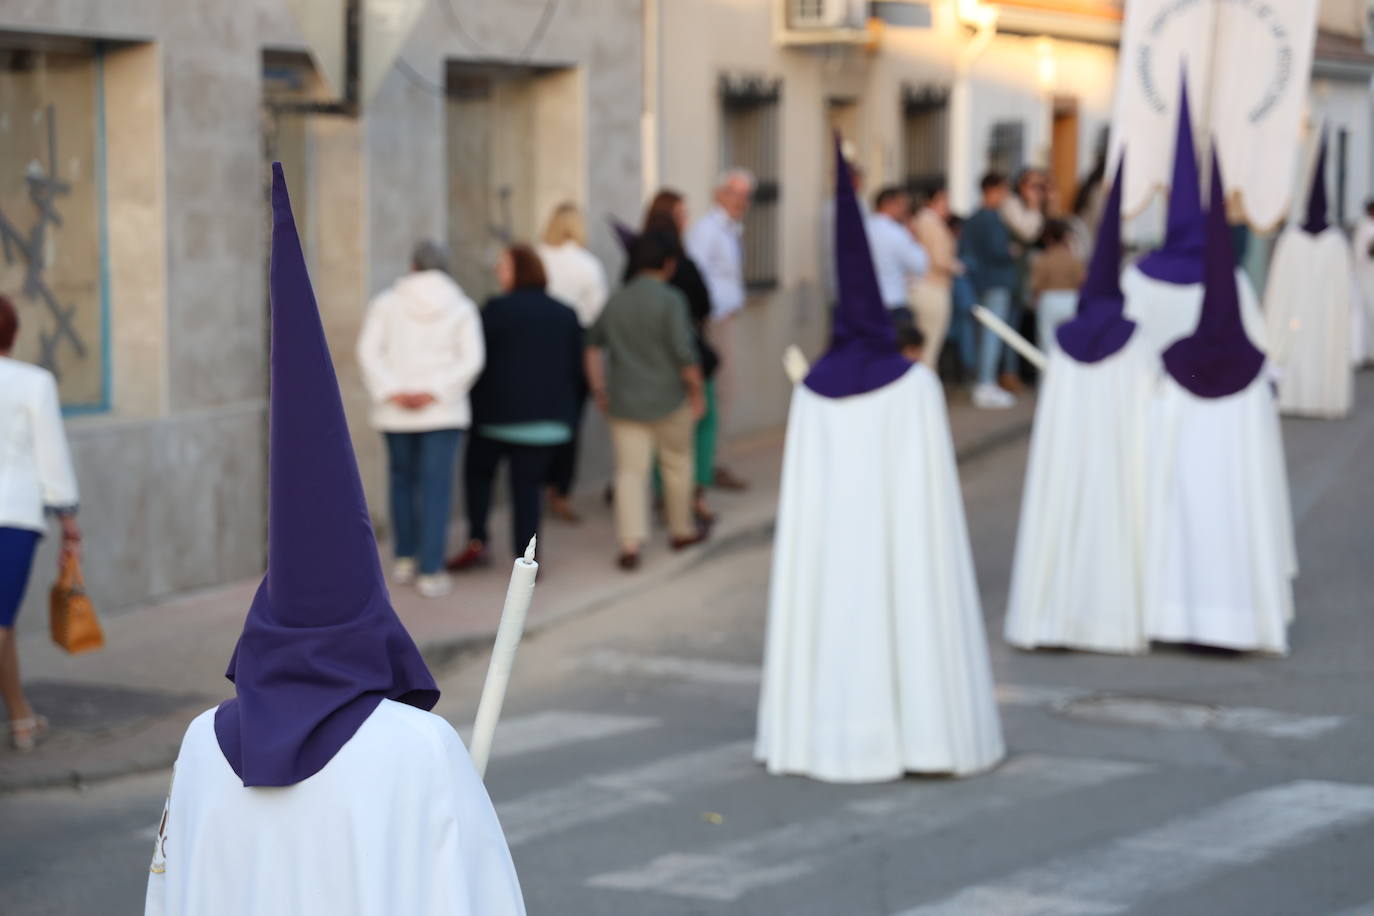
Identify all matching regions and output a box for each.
[3,373,1374,915]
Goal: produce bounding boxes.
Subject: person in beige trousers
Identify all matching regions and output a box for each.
[586,230,708,570]
[910,182,963,372]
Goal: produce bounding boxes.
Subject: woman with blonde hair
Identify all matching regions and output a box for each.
[537,203,607,523]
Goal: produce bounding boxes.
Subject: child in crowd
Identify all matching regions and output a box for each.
[1030,219,1085,356]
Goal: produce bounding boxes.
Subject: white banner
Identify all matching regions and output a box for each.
[1110,0,1319,230]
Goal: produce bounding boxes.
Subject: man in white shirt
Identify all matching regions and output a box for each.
[686,168,754,490]
[867,186,930,334]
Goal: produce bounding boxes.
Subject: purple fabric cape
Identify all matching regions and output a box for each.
[1056,156,1135,363]
[803,137,913,398]
[1136,76,1205,285]
[214,164,438,788]
[1161,151,1265,399]
[1300,131,1330,235]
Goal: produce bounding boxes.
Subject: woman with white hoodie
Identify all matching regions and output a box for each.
[358,241,484,598]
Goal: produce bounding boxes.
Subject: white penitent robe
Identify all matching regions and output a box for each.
[1121,264,1269,358]
[145,700,525,916]
[1144,374,1297,655]
[1353,216,1374,363]
[1004,333,1156,655]
[755,366,1005,783]
[1264,228,1355,418]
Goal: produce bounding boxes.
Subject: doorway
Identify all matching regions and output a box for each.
[1051,96,1079,215]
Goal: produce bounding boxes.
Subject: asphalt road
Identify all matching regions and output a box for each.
[4,374,1373,916]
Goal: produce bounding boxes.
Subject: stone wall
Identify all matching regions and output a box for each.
[1,0,644,631]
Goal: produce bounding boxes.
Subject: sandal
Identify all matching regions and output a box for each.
[8,714,49,753]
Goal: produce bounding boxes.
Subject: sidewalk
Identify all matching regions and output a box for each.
[0,391,1034,793]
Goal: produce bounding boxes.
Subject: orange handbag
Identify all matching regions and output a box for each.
[50,554,104,655]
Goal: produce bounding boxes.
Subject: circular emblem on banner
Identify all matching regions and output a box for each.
[1138,0,1297,124]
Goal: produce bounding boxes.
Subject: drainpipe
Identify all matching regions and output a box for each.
[948,0,998,214]
[641,0,663,201]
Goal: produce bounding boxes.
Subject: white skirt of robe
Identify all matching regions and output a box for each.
[1264,228,1355,418]
[145,701,526,916]
[755,366,1005,783]
[1004,333,1155,654]
[1121,264,1269,357]
[1143,375,1298,655]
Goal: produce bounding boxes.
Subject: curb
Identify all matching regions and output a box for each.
[0,416,1033,795]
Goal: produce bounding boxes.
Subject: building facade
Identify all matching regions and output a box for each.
[1,0,643,631]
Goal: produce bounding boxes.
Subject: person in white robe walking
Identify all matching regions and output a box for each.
[145,165,524,916]
[1145,151,1297,656]
[755,138,1004,784]
[1005,157,1157,655]
[1264,133,1356,418]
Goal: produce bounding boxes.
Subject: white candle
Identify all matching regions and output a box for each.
[783,344,810,385]
[973,304,1048,371]
[468,536,538,779]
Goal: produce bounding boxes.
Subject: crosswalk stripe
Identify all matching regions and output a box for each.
[583,650,1344,740]
[581,649,762,686]
[585,755,1150,902]
[459,711,657,761]
[496,741,755,847]
[1332,902,1374,916]
[891,780,1374,916]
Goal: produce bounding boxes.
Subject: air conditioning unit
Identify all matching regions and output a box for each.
[788,0,868,30]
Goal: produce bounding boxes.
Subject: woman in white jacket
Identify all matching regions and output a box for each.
[0,295,80,751]
[357,242,484,598]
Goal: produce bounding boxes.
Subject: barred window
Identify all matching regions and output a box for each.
[719,74,781,292]
[988,120,1026,179]
[903,84,950,198]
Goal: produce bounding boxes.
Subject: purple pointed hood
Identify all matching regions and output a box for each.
[1300,131,1330,235]
[1161,151,1265,398]
[215,164,438,787]
[1057,156,1135,363]
[1136,75,1205,285]
[804,135,912,398]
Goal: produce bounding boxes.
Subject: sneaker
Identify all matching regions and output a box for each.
[972,383,1016,409]
[392,557,417,585]
[416,573,453,599]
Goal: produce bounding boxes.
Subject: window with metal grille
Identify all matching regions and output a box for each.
[720,74,781,292]
[903,84,950,198]
[988,120,1025,179]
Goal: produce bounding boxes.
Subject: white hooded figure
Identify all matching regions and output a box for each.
[1264,133,1356,418]
[1144,151,1297,656]
[755,140,1004,784]
[1352,201,1374,364]
[1004,157,1158,656]
[145,167,524,916]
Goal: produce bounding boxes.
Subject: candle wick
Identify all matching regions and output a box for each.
[524,536,537,563]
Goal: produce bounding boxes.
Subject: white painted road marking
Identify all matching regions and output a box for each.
[459,711,657,760]
[582,649,762,686]
[586,755,1150,902]
[893,780,1374,916]
[584,651,1345,740]
[496,741,755,847]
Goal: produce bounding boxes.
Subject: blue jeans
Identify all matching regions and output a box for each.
[385,429,462,575]
[976,286,1014,386]
[949,275,978,371]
